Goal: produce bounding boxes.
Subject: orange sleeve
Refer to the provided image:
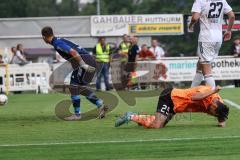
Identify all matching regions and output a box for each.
[195,86,212,94]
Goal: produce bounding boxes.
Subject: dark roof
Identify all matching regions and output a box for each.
[24,48,55,58]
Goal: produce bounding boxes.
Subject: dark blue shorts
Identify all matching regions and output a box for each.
[70,68,95,86]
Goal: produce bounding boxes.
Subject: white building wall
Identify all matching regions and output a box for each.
[0,16,151,49]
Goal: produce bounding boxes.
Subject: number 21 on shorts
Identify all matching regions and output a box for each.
[161,104,170,116]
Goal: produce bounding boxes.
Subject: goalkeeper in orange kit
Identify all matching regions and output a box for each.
[115,85,229,128]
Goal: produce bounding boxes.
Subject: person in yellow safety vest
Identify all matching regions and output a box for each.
[93,37,112,91]
[118,34,131,90]
[118,34,131,62]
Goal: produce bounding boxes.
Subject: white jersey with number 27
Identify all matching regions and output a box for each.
[191,0,232,42]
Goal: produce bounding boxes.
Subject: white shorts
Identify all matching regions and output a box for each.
[197,42,222,63]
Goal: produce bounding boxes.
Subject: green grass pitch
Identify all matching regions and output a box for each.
[0,88,240,160]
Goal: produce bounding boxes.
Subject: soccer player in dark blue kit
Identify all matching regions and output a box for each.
[41,26,109,120]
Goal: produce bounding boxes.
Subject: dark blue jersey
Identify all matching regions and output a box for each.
[51,37,88,60]
[128,44,139,62]
[51,37,95,67]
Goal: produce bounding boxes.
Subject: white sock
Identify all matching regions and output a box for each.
[191,72,204,87]
[204,75,215,90]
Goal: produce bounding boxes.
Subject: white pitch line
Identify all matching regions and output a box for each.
[0,135,240,147]
[224,99,240,110]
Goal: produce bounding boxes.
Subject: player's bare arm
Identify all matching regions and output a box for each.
[191,86,221,101]
[69,49,95,72]
[224,11,235,41]
[189,12,200,31]
[69,49,83,63]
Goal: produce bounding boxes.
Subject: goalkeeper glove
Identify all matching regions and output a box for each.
[80,64,96,73]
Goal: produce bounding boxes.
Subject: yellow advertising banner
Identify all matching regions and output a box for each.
[91,14,184,36]
[129,23,183,35]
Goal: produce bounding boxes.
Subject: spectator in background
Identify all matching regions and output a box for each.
[118,34,131,62]
[137,44,155,90]
[11,45,28,65]
[231,37,240,57]
[10,47,17,64]
[137,44,155,61]
[0,55,4,64]
[16,44,26,58]
[128,35,140,63]
[231,37,240,87]
[118,34,131,90]
[149,39,165,60]
[150,40,166,89]
[125,35,140,88]
[93,37,112,91]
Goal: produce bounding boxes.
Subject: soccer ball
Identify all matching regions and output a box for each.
[0,94,8,106]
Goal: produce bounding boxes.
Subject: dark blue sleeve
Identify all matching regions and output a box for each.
[55,41,72,54]
[134,45,140,55]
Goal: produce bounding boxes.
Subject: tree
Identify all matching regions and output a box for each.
[0,0,79,18]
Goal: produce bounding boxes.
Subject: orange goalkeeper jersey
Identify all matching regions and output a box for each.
[171,86,223,113]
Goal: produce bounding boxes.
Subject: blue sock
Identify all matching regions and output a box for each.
[71,95,81,115]
[96,99,103,108]
[86,92,103,108]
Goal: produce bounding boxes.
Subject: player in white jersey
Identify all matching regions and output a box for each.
[189,0,235,90]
